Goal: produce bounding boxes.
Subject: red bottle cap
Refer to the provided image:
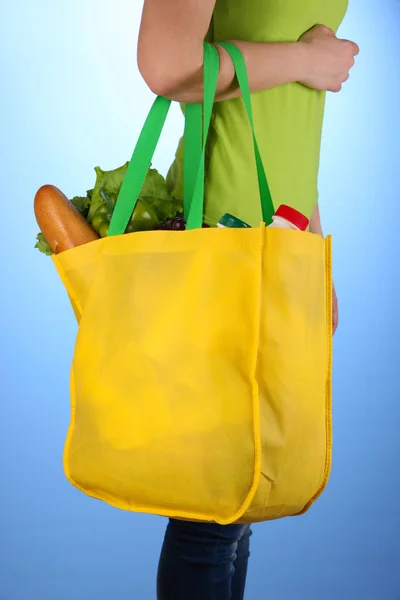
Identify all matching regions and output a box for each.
[274,205,309,231]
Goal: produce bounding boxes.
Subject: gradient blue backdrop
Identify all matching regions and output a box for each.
[1,1,399,598]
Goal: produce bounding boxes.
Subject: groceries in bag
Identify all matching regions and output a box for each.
[89,188,159,238]
[34,163,183,256]
[217,205,309,231]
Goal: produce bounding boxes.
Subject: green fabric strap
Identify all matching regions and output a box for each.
[185,41,275,226]
[108,95,171,236]
[183,103,202,221]
[186,43,220,230]
[109,43,219,236]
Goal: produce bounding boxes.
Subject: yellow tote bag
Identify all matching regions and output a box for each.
[52,43,332,525]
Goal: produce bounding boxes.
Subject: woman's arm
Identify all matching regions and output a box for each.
[138,0,359,102]
[138,0,304,101]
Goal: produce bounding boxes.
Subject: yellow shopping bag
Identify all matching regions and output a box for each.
[52,43,332,525]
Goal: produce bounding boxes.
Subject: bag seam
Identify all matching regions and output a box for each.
[295,234,333,516]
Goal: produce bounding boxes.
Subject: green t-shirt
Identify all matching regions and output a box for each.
[167,0,348,226]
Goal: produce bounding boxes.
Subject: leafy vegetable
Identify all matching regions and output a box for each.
[139,166,183,222]
[70,195,90,218]
[90,188,159,238]
[140,167,169,201]
[87,162,129,222]
[35,233,53,256]
[141,195,182,223]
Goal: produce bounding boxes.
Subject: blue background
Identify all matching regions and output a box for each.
[1,1,399,598]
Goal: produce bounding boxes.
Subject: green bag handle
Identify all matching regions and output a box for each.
[109,41,275,235]
[185,45,222,229]
[185,41,275,229]
[183,103,203,221]
[108,95,170,236]
[109,43,219,236]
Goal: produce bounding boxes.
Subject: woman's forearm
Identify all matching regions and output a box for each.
[139,38,308,103]
[215,40,309,101]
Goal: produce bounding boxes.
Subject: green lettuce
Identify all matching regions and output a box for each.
[35,233,53,256]
[140,167,169,201]
[141,195,182,223]
[140,167,182,222]
[70,193,91,217]
[87,162,129,221]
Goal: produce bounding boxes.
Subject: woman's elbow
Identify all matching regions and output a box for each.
[138,43,203,99]
[137,44,179,97]
[138,60,174,97]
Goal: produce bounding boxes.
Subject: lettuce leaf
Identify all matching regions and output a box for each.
[70,194,90,218]
[141,195,182,223]
[35,233,53,256]
[140,167,169,201]
[140,167,182,221]
[87,162,129,221]
[88,163,182,223]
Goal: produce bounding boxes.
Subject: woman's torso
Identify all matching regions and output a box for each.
[168,0,348,226]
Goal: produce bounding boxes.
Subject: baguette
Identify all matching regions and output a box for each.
[34,185,99,254]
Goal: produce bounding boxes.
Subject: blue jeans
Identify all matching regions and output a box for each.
[157,519,253,600]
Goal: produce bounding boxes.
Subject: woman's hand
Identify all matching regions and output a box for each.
[332,283,339,335]
[298,24,359,92]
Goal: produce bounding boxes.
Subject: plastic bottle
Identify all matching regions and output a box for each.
[267,205,309,231]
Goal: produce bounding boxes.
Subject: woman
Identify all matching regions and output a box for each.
[138,1,358,598]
